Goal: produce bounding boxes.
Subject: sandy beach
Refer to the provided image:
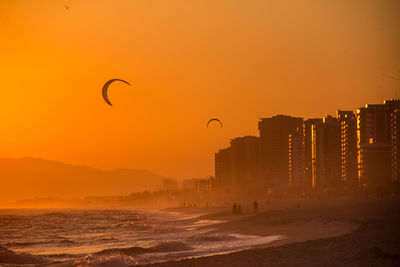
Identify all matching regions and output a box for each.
[141,197,400,266]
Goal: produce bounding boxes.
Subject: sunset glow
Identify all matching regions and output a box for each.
[1,0,399,192]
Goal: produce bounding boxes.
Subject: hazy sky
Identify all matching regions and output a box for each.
[1,0,399,179]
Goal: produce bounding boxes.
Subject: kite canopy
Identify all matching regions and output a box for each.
[207,118,222,128]
[102,79,131,106]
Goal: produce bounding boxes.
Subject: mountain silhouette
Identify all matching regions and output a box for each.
[0,157,171,202]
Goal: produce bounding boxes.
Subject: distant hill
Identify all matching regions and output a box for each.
[0,157,170,202]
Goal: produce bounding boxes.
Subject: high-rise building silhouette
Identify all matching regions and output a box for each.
[338,110,358,188]
[214,99,400,198]
[230,136,261,195]
[357,100,400,186]
[258,115,303,192]
[215,147,232,194]
[311,115,341,190]
[215,136,261,197]
[162,178,178,192]
[304,118,323,189]
[182,177,215,197]
[391,108,400,183]
[289,127,304,187]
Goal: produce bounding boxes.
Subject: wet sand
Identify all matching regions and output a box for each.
[141,197,400,266]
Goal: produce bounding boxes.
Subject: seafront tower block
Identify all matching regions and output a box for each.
[357,100,400,187]
[258,115,304,192]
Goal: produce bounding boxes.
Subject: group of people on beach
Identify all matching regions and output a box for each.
[232,200,272,214]
[232,202,242,214]
[179,202,210,208]
[232,200,262,214]
[179,199,271,214]
[180,202,197,208]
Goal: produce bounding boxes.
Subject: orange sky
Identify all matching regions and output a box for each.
[1,0,399,180]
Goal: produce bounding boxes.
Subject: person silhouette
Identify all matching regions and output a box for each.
[252,200,258,213]
[237,203,242,214]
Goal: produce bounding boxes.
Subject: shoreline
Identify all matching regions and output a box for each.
[165,198,360,248]
[0,197,399,266]
[141,197,400,266]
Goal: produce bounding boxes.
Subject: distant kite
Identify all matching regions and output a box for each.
[102,79,131,106]
[207,118,223,128]
[64,5,70,10]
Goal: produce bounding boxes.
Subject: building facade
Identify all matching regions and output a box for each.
[391,108,400,182]
[215,136,261,197]
[288,128,304,187]
[215,147,233,193]
[258,115,304,192]
[181,177,215,197]
[304,118,324,189]
[357,100,400,186]
[338,110,358,188]
[230,136,261,194]
[162,178,178,192]
[311,116,341,190]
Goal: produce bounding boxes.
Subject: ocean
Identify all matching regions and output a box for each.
[0,209,284,266]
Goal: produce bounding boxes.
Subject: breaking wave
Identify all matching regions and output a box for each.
[0,209,286,266]
[0,246,49,265]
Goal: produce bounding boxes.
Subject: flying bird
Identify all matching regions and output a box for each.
[207,118,223,128]
[64,5,70,10]
[102,79,132,106]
